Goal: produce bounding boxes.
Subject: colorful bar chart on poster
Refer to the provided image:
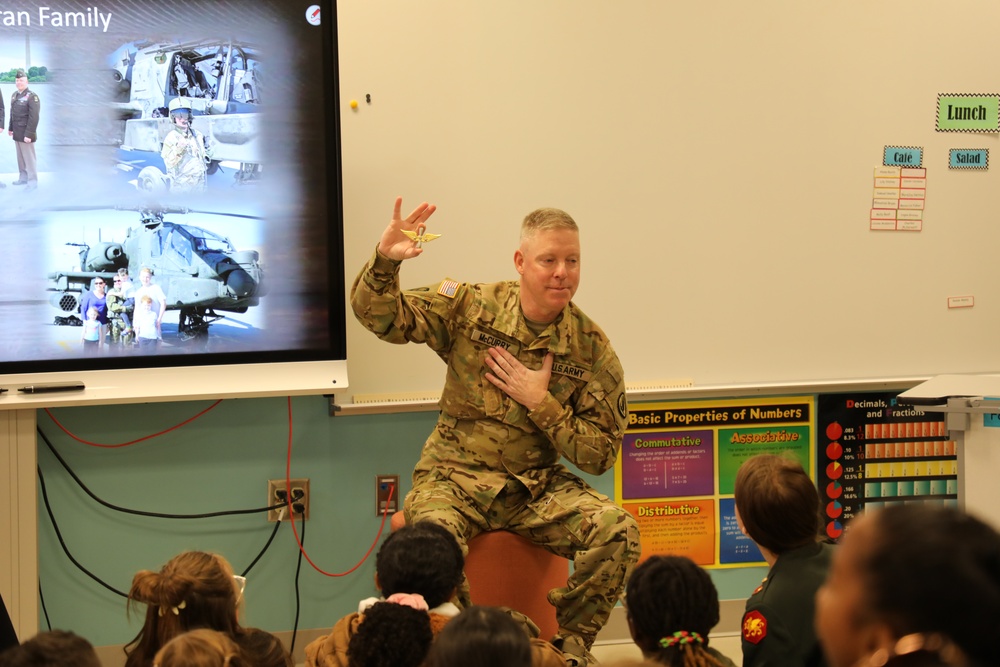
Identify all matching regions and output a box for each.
[615,396,815,568]
[816,392,957,541]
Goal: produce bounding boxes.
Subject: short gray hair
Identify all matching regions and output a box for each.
[520,208,578,242]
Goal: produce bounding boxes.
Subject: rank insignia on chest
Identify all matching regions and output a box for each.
[742,610,767,644]
[437,280,459,298]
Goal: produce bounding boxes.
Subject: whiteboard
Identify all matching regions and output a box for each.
[336,0,1000,403]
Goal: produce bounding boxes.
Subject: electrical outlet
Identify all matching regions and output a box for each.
[267,478,309,522]
[375,474,399,516]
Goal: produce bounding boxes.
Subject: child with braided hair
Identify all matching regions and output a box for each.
[624,555,736,667]
[124,551,289,667]
[305,521,565,667]
[306,522,464,667]
[346,599,434,667]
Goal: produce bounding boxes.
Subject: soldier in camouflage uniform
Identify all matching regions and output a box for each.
[351,198,640,665]
[161,97,212,193]
[106,273,133,345]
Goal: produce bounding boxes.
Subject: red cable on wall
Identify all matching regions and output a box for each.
[43,400,223,448]
[283,396,392,576]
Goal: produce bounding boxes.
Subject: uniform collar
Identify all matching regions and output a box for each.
[494,281,577,354]
[773,541,824,565]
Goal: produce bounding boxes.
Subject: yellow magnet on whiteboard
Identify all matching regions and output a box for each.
[350,99,359,109]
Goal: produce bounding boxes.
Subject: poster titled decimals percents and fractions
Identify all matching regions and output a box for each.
[816,392,957,541]
[615,396,815,568]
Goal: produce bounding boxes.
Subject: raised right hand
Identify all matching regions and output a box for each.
[377,196,437,261]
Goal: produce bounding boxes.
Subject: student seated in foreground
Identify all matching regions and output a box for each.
[0,595,16,654]
[124,550,290,667]
[734,453,833,667]
[0,630,100,667]
[305,520,564,667]
[424,605,532,667]
[346,599,434,667]
[154,628,246,667]
[306,521,464,667]
[624,555,736,667]
[815,504,1000,667]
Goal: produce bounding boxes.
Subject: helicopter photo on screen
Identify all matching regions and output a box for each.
[110,37,262,192]
[45,204,265,347]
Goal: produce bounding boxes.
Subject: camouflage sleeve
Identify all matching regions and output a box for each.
[161,132,183,169]
[527,345,627,475]
[349,246,455,353]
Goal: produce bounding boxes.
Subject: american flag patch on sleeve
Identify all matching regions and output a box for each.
[437,280,459,298]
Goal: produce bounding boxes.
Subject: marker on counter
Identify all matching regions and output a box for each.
[17,381,85,394]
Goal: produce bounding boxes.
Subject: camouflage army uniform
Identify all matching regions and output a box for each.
[106,287,131,344]
[160,126,211,192]
[741,541,834,667]
[351,248,640,654]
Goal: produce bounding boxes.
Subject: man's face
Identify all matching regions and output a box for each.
[172,111,191,130]
[140,271,152,285]
[15,76,27,92]
[514,227,580,324]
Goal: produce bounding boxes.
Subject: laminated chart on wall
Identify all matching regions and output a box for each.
[871,164,926,231]
[816,392,957,541]
[615,396,815,568]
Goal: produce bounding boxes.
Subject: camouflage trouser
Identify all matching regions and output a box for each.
[404,470,640,650]
[109,315,131,344]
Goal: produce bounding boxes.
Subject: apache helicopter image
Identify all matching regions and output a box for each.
[47,206,265,339]
[110,38,262,190]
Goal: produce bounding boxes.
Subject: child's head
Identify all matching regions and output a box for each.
[125,551,243,666]
[140,295,153,310]
[238,628,291,667]
[625,555,725,666]
[86,307,98,320]
[816,505,1000,667]
[347,601,433,667]
[153,629,244,667]
[425,606,532,667]
[375,521,463,609]
[0,630,100,667]
[734,453,819,554]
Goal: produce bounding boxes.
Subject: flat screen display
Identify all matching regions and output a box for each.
[0,0,347,401]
